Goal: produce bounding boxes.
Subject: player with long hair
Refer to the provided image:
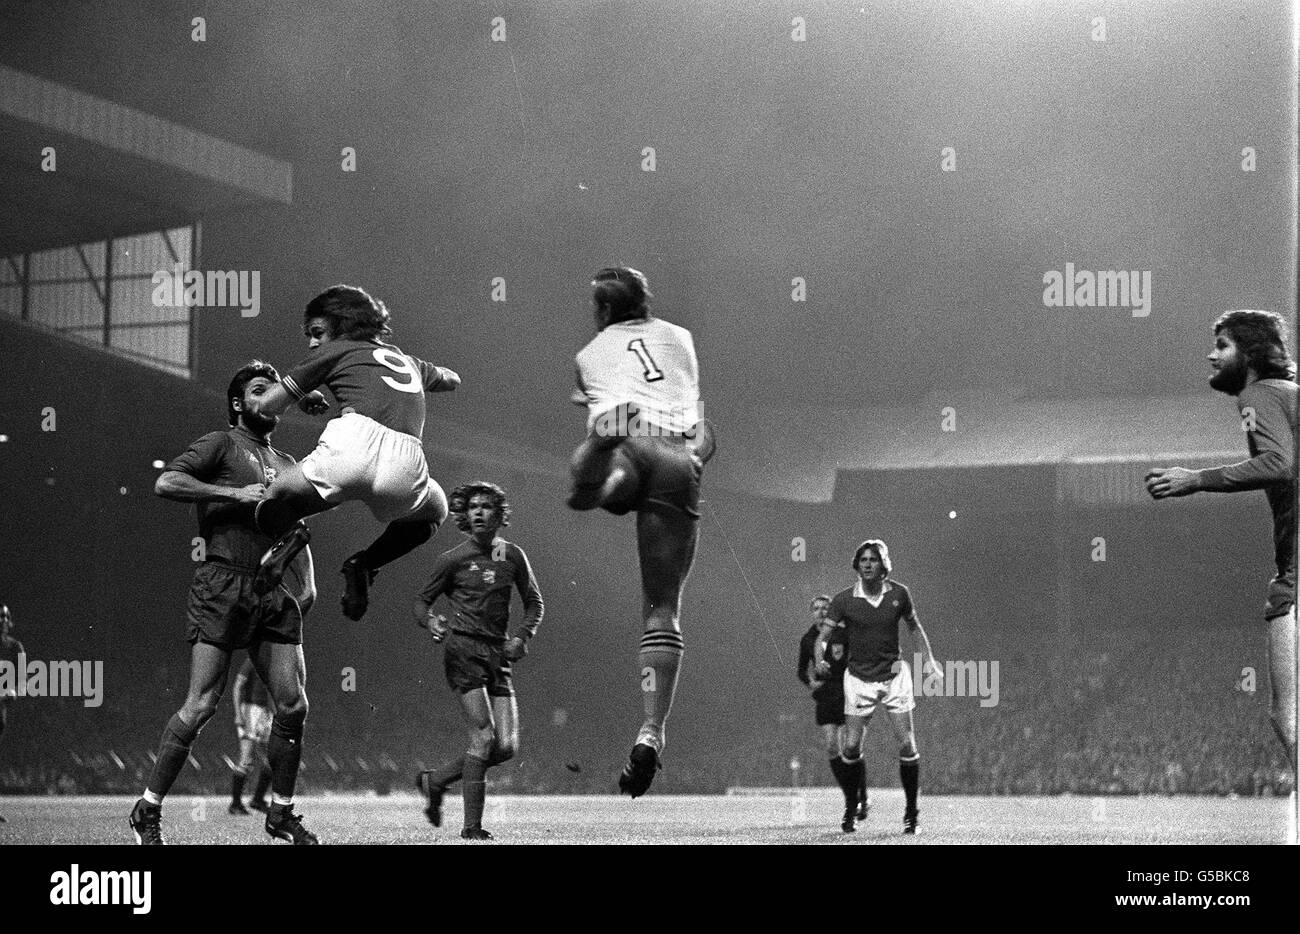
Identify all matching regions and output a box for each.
[245,285,460,621]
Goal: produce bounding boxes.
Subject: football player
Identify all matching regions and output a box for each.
[413,482,543,841]
[0,604,23,824]
[1146,311,1297,782]
[817,540,941,834]
[797,595,868,822]
[246,285,461,620]
[228,655,274,815]
[128,361,319,845]
[566,266,716,797]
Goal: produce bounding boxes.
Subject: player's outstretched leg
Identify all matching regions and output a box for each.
[342,485,447,620]
[131,643,232,844]
[619,506,698,798]
[253,641,318,844]
[252,465,331,596]
[567,430,639,512]
[1267,606,1298,769]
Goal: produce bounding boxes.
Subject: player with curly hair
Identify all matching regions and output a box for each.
[412,481,544,840]
[1147,310,1297,782]
[245,284,461,621]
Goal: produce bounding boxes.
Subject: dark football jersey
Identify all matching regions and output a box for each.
[797,624,844,698]
[1200,378,1297,580]
[418,537,544,643]
[826,580,917,682]
[0,635,23,667]
[281,338,451,439]
[164,426,297,569]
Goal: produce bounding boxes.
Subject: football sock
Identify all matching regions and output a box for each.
[900,754,920,812]
[638,629,684,741]
[230,770,247,805]
[268,715,305,800]
[428,756,465,790]
[145,713,202,802]
[828,756,853,805]
[251,766,273,803]
[857,758,868,803]
[361,520,433,572]
[840,753,863,806]
[462,754,489,830]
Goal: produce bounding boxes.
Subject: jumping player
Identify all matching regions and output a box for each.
[228,656,274,815]
[566,266,716,797]
[128,361,319,845]
[797,595,868,821]
[413,482,543,841]
[0,605,23,823]
[1145,310,1297,781]
[246,285,460,620]
[817,540,941,834]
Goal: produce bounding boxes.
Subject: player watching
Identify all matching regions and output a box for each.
[817,540,942,834]
[128,361,319,845]
[797,595,868,823]
[228,656,274,815]
[413,482,543,841]
[246,285,461,620]
[0,605,23,824]
[566,266,716,797]
[1145,310,1297,778]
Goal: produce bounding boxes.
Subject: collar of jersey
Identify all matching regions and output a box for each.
[852,579,892,603]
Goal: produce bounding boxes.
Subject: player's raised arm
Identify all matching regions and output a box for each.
[415,358,460,393]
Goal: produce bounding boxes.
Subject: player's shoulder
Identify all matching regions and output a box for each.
[1241,378,1298,408]
[830,586,854,605]
[886,580,915,607]
[187,429,235,454]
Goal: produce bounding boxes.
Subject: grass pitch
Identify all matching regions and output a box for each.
[0,790,1287,844]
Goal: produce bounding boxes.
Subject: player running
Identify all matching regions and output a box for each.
[128,361,319,845]
[566,266,716,797]
[247,285,460,620]
[1145,310,1297,778]
[817,540,941,834]
[228,656,274,815]
[0,605,23,823]
[413,482,543,841]
[797,595,868,822]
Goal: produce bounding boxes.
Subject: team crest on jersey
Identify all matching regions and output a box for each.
[482,569,496,584]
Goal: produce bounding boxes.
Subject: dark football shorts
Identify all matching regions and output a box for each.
[813,689,846,726]
[604,434,702,520]
[443,632,515,697]
[186,560,304,649]
[1265,567,1296,620]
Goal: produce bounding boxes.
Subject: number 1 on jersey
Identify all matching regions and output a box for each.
[627,339,664,382]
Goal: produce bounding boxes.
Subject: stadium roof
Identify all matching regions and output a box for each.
[714,394,1248,503]
[0,64,292,256]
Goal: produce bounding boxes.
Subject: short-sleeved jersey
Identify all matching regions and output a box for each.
[1200,378,1298,579]
[164,427,297,569]
[281,338,451,439]
[575,317,701,435]
[234,657,271,708]
[418,537,544,643]
[826,580,918,683]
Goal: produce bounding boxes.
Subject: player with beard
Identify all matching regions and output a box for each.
[0,605,23,823]
[797,595,869,821]
[817,540,942,834]
[128,361,319,845]
[566,266,716,798]
[246,285,460,621]
[413,482,543,840]
[1145,310,1297,797]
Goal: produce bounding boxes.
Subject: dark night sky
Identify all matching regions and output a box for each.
[1,0,1294,458]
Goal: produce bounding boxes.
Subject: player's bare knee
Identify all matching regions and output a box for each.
[900,740,918,760]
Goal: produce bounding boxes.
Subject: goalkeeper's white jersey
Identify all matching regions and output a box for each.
[575,316,701,435]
